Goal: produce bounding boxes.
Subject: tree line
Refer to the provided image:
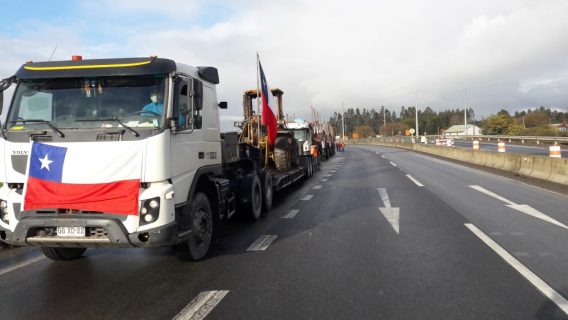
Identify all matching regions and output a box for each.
[328,106,568,138]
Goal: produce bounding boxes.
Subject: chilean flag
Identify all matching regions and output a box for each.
[23,142,143,215]
[259,59,278,145]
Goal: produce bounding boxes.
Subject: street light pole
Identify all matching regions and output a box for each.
[341,103,345,142]
[464,88,467,135]
[415,90,419,140]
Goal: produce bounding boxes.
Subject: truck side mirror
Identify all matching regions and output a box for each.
[193,80,203,110]
[218,101,227,109]
[193,115,202,129]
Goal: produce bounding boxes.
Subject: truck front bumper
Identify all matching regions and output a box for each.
[0,216,181,248]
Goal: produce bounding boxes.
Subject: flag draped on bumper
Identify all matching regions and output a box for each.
[23,142,143,215]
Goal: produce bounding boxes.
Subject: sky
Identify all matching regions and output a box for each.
[1,0,568,129]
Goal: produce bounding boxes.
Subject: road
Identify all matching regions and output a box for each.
[452,140,568,157]
[1,145,568,319]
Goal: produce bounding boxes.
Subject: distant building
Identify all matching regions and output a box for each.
[551,123,568,132]
[443,124,482,136]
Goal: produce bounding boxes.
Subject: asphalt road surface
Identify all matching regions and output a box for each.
[1,145,568,319]
[452,140,568,157]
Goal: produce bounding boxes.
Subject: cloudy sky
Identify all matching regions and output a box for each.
[1,0,568,128]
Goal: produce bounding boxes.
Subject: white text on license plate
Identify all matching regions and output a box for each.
[56,227,85,237]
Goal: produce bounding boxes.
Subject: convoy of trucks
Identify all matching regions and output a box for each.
[0,56,336,261]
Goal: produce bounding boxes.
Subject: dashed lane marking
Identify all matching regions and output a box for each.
[465,223,568,316]
[381,156,386,159]
[389,162,397,167]
[321,179,328,182]
[281,209,300,219]
[312,185,322,189]
[173,290,229,320]
[302,194,314,201]
[246,235,278,251]
[406,174,424,187]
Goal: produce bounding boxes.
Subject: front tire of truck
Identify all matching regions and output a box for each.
[41,247,87,261]
[174,192,213,261]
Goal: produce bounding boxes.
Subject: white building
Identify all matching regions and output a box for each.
[443,124,482,136]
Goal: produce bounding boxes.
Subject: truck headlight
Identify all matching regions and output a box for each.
[140,197,160,226]
[0,200,8,224]
[303,140,311,152]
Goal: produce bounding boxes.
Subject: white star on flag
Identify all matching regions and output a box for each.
[39,154,53,171]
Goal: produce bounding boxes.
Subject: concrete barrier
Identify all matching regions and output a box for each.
[358,141,568,186]
[549,158,568,185]
[529,156,553,181]
[518,155,534,178]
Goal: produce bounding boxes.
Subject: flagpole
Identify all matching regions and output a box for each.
[256,53,261,148]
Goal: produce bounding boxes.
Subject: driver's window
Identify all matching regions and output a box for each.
[19,92,52,121]
[174,79,189,130]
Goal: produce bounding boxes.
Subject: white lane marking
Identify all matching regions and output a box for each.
[324,174,333,177]
[0,255,46,277]
[321,179,328,182]
[312,185,322,190]
[405,174,424,187]
[469,185,516,205]
[375,151,379,154]
[331,170,336,173]
[471,185,568,230]
[465,223,568,316]
[281,209,300,219]
[381,156,386,159]
[246,235,278,251]
[173,290,229,320]
[389,162,397,167]
[514,252,530,257]
[302,194,314,201]
[507,204,568,230]
[377,188,400,234]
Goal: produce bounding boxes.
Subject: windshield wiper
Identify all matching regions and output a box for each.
[76,117,139,137]
[9,119,65,138]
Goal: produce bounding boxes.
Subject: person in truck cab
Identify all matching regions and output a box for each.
[141,89,164,116]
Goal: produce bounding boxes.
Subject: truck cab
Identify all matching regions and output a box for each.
[0,57,229,261]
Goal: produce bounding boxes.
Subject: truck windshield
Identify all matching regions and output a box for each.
[6,75,166,131]
[293,129,309,141]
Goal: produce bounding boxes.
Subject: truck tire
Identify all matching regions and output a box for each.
[239,173,262,220]
[41,247,87,261]
[274,149,289,172]
[174,192,213,261]
[261,171,273,213]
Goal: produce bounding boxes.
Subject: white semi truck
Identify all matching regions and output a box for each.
[0,56,281,261]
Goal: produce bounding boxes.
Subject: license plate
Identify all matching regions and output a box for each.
[56,227,85,237]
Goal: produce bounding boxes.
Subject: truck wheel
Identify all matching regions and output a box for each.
[239,173,262,220]
[41,247,87,261]
[174,192,213,261]
[261,171,273,213]
[309,157,314,177]
[274,149,289,172]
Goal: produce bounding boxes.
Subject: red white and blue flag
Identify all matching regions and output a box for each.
[258,58,278,145]
[23,142,143,215]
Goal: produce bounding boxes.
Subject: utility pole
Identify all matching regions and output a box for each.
[464,88,467,135]
[341,103,345,142]
[415,91,419,140]
[383,106,386,136]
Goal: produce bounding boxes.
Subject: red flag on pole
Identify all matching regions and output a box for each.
[258,59,278,145]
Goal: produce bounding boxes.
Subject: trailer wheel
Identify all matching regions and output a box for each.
[261,171,273,213]
[41,247,87,261]
[239,173,262,220]
[174,192,213,261]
